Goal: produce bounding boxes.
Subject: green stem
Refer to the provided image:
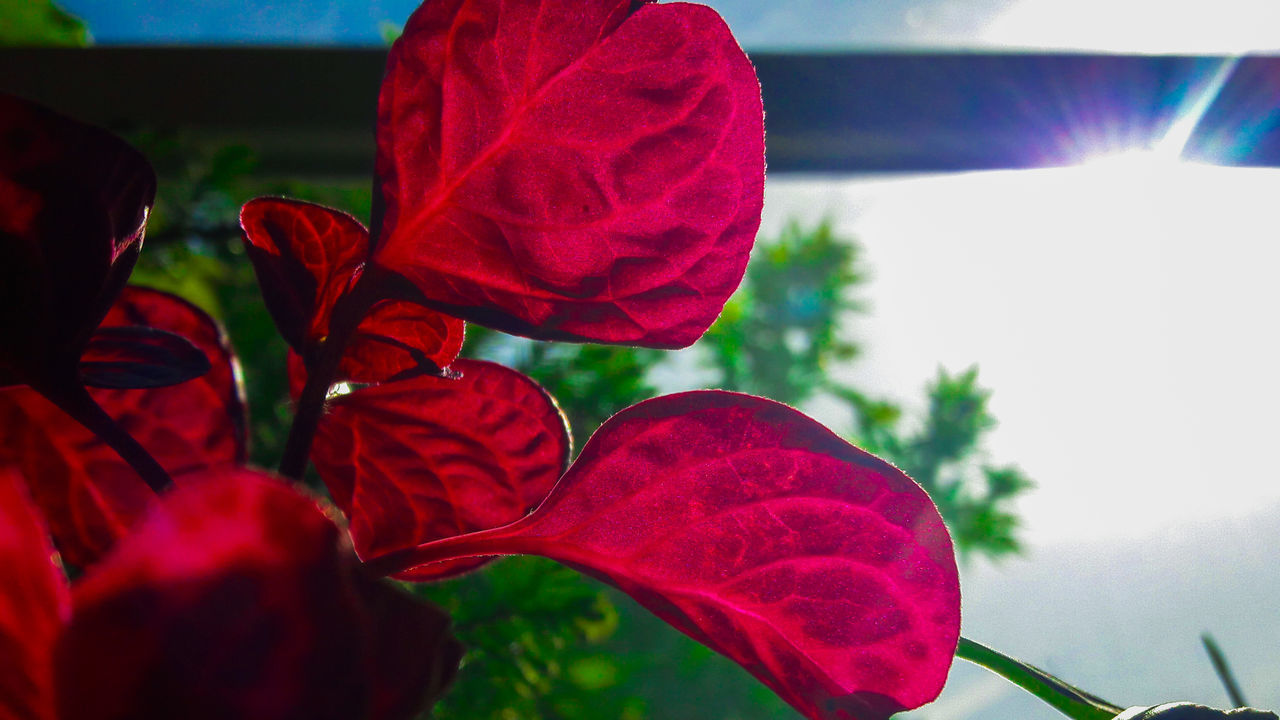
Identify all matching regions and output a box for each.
[42,381,172,493]
[1202,633,1249,708]
[277,274,382,480]
[957,636,1124,720]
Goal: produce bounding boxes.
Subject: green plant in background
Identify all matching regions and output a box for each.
[705,218,1033,560]
[0,0,88,46]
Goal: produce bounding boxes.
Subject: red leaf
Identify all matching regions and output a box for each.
[373,392,960,720]
[374,0,764,348]
[343,297,465,383]
[0,93,155,390]
[0,465,69,720]
[0,286,246,566]
[312,359,569,581]
[239,197,463,384]
[54,468,461,720]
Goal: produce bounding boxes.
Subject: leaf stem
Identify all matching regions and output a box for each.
[1202,633,1249,708]
[364,519,534,578]
[956,636,1124,720]
[42,381,172,493]
[278,273,382,480]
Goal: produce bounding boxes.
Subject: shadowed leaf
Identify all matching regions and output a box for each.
[0,286,245,566]
[54,469,461,720]
[79,325,210,389]
[0,93,155,391]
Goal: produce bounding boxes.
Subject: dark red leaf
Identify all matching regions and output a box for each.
[239,197,463,384]
[374,0,764,348]
[0,286,246,566]
[353,572,464,719]
[54,468,461,720]
[79,325,211,389]
[374,392,960,720]
[238,197,366,353]
[0,93,155,390]
[312,359,569,581]
[342,297,465,383]
[0,465,69,720]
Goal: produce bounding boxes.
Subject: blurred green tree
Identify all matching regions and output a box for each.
[703,219,1033,560]
[0,0,88,46]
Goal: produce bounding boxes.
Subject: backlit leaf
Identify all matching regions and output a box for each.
[239,197,462,384]
[374,392,960,720]
[54,468,461,720]
[0,286,245,566]
[0,465,68,720]
[0,93,155,391]
[374,0,764,348]
[312,359,569,581]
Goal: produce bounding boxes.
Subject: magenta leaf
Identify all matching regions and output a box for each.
[0,465,69,720]
[54,468,461,720]
[374,0,764,348]
[0,286,246,566]
[239,197,463,384]
[373,391,961,720]
[0,93,156,391]
[79,325,211,389]
[311,359,570,581]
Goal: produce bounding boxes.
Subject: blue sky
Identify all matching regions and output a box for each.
[56,0,1280,52]
[56,0,1011,48]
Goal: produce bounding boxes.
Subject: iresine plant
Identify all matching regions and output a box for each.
[0,2,1272,720]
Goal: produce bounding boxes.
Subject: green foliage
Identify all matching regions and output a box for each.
[703,219,1032,560]
[465,327,660,448]
[0,0,88,46]
[415,557,639,720]
[851,367,1034,556]
[703,219,861,403]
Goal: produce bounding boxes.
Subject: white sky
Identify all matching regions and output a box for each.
[762,160,1280,545]
[981,0,1280,52]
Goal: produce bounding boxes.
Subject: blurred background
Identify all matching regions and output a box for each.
[5,1,1280,719]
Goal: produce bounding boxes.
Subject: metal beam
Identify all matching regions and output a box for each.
[4,47,1280,175]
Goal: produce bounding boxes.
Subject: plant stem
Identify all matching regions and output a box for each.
[43,381,172,493]
[956,636,1124,720]
[363,518,536,578]
[277,274,382,480]
[1202,633,1249,708]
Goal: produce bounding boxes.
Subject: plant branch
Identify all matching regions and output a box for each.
[957,636,1124,720]
[278,273,381,480]
[1202,633,1249,708]
[42,380,172,493]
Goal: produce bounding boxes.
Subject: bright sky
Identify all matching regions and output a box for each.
[762,159,1280,544]
[982,0,1280,52]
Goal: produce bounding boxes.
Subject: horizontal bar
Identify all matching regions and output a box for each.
[4,48,1279,175]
